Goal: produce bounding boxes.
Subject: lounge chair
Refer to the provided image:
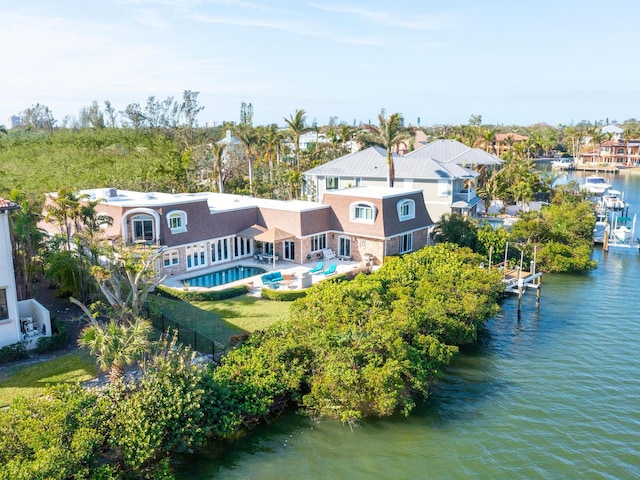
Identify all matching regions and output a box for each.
[309,261,324,274]
[322,264,337,276]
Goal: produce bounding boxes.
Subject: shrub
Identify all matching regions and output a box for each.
[260,288,308,301]
[156,284,248,301]
[35,319,68,354]
[0,341,28,364]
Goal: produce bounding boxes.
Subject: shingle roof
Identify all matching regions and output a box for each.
[0,198,19,212]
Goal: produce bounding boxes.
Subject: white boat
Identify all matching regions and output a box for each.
[608,214,637,246]
[600,189,627,211]
[612,225,632,243]
[551,157,575,170]
[593,221,608,243]
[582,175,611,195]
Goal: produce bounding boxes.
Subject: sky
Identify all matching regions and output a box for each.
[2,0,640,128]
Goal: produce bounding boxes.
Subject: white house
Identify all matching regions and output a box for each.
[0,198,51,349]
[302,140,501,222]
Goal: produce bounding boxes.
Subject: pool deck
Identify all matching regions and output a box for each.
[162,257,369,296]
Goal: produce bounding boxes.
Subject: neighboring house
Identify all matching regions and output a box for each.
[601,125,623,142]
[494,133,528,157]
[406,139,503,168]
[0,198,51,349]
[579,138,640,166]
[297,131,331,150]
[40,186,433,277]
[217,129,245,163]
[302,140,497,222]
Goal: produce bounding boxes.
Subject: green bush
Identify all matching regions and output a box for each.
[35,319,68,354]
[156,284,248,302]
[0,341,28,364]
[260,287,308,301]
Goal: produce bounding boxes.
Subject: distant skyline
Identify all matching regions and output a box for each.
[2,1,640,128]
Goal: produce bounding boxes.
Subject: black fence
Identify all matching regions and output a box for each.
[144,307,227,364]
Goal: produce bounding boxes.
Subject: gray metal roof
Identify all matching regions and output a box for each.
[303,145,478,180]
[303,146,392,177]
[407,139,502,166]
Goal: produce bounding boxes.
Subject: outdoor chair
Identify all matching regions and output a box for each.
[322,264,337,276]
[309,261,324,274]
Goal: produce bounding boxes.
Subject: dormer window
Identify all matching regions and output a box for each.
[166,210,187,234]
[350,202,376,223]
[132,214,155,242]
[397,199,415,221]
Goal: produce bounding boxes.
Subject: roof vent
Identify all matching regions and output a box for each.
[100,188,118,199]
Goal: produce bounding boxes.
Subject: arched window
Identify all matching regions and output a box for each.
[131,214,155,242]
[166,210,187,233]
[350,202,377,223]
[397,199,415,221]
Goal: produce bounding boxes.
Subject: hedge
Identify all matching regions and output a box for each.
[155,284,249,302]
[0,341,28,364]
[35,319,68,354]
[260,287,308,301]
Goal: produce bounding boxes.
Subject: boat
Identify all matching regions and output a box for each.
[612,225,632,243]
[593,220,608,244]
[582,175,611,195]
[599,189,627,211]
[551,157,575,170]
[607,213,637,248]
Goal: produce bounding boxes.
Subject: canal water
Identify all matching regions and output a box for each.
[174,170,640,479]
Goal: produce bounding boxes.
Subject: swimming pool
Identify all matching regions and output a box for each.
[182,266,266,288]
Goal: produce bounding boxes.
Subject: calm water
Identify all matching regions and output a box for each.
[175,171,640,479]
[183,266,266,288]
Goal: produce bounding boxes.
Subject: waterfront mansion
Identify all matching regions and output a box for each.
[40,186,434,278]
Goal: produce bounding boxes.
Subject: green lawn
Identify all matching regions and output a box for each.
[0,295,289,407]
[0,350,98,407]
[148,294,291,344]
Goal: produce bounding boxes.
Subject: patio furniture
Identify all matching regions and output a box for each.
[322,264,337,276]
[322,248,336,260]
[309,261,324,274]
[261,271,284,285]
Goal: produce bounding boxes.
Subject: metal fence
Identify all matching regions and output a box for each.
[144,307,227,364]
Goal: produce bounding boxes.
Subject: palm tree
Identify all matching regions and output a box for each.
[78,317,151,382]
[283,109,308,169]
[338,123,354,153]
[44,189,91,251]
[233,124,258,195]
[360,112,411,187]
[209,141,226,193]
[261,124,282,182]
[482,128,496,153]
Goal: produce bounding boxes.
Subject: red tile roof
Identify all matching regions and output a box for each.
[0,198,19,212]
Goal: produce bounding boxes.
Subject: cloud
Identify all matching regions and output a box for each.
[188,12,380,45]
[308,3,462,31]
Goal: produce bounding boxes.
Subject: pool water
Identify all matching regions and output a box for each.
[182,266,266,288]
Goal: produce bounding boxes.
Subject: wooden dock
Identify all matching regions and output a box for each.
[489,244,542,318]
[573,164,619,174]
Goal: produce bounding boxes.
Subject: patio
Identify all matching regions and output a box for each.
[162,256,366,296]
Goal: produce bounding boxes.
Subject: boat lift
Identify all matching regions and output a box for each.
[603,213,639,252]
[489,243,543,319]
